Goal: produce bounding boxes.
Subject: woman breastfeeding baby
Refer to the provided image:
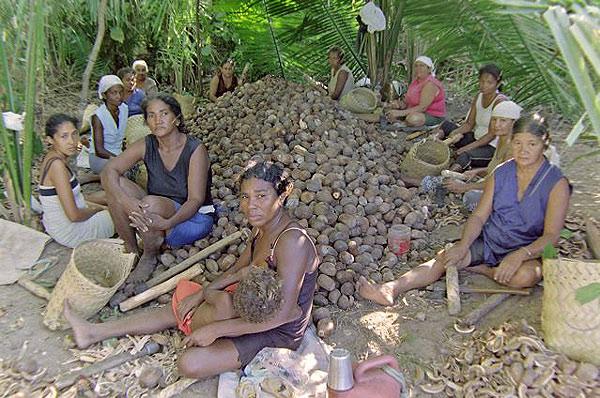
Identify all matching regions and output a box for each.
[65,161,320,379]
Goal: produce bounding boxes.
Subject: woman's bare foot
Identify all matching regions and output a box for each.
[127,253,158,283]
[357,276,397,306]
[63,300,97,349]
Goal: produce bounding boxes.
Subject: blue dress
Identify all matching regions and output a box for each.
[482,159,568,265]
[125,88,145,116]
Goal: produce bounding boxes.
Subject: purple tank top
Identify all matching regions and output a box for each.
[482,159,568,265]
[250,226,319,342]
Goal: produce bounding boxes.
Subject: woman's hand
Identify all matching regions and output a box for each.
[183,325,218,347]
[436,243,469,270]
[444,179,468,193]
[463,169,480,180]
[494,250,527,285]
[386,109,406,121]
[129,211,169,232]
[177,292,204,321]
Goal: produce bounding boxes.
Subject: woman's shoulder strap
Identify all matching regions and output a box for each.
[270,225,318,259]
[40,156,69,183]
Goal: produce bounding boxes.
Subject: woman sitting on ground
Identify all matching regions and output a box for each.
[209,59,245,102]
[386,56,446,127]
[133,59,158,96]
[89,75,128,174]
[443,100,522,196]
[359,113,571,306]
[327,46,354,100]
[441,64,506,171]
[117,67,146,117]
[65,161,320,380]
[39,114,114,248]
[101,94,214,283]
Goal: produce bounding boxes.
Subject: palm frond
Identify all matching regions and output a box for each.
[401,0,579,118]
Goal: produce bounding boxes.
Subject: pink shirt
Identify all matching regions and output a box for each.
[405,75,446,117]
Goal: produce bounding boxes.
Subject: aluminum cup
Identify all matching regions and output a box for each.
[327,348,354,391]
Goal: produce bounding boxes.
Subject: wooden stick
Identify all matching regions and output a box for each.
[157,378,197,398]
[462,293,510,326]
[586,218,600,259]
[406,130,427,140]
[120,265,201,312]
[146,231,243,288]
[446,265,461,315]
[18,277,51,300]
[461,287,531,296]
[55,342,160,390]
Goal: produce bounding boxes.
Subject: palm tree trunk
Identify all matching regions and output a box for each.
[79,0,108,112]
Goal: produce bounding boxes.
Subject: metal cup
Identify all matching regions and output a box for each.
[327,348,354,391]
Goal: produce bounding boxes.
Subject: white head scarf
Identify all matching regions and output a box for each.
[97,75,123,99]
[492,100,522,120]
[132,60,148,71]
[415,55,435,76]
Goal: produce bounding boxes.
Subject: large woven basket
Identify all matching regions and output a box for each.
[542,258,600,365]
[400,139,450,180]
[173,93,197,120]
[43,240,137,330]
[125,114,151,147]
[340,87,378,114]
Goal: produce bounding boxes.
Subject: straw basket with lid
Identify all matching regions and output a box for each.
[542,257,600,365]
[400,139,451,180]
[44,239,137,331]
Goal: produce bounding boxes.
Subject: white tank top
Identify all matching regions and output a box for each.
[473,93,499,138]
[90,103,128,155]
[329,65,354,99]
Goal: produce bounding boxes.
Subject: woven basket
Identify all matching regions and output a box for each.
[81,104,98,133]
[173,93,197,120]
[43,239,137,330]
[542,258,600,365]
[400,139,450,180]
[125,115,151,147]
[340,87,378,114]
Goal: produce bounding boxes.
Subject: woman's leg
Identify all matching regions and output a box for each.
[190,292,236,330]
[127,195,178,282]
[465,145,496,168]
[178,339,241,379]
[63,300,177,349]
[358,249,472,306]
[84,191,108,206]
[104,176,146,253]
[405,112,426,127]
[468,260,542,288]
[454,132,476,149]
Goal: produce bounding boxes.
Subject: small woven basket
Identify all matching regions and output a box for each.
[125,115,151,147]
[542,257,600,365]
[400,139,450,180]
[340,87,378,114]
[43,240,137,330]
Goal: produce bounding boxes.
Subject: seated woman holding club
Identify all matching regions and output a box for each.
[65,161,320,380]
[359,113,571,306]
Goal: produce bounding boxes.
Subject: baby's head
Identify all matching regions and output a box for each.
[232,266,283,323]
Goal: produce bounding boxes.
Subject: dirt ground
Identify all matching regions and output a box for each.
[0,86,598,397]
